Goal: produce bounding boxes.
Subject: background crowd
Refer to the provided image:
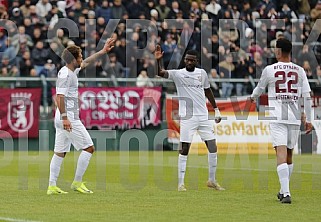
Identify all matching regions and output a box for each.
[1,0,321,97]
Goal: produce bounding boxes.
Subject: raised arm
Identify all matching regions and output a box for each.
[154,44,169,78]
[81,38,115,69]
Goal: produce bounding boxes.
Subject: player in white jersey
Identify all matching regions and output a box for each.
[154,45,224,191]
[251,38,312,204]
[47,38,115,195]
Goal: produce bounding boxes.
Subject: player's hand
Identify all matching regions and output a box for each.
[63,119,72,132]
[103,38,115,53]
[250,96,256,103]
[305,122,312,134]
[214,108,222,124]
[154,44,163,60]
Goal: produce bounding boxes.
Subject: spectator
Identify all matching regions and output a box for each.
[3,38,17,66]
[167,1,180,19]
[218,54,234,98]
[29,5,42,25]
[111,0,128,20]
[32,27,46,43]
[67,1,82,20]
[10,7,24,26]
[155,0,171,20]
[31,41,49,75]
[300,112,318,154]
[0,27,7,59]
[23,17,34,37]
[178,0,191,19]
[136,70,154,87]
[0,4,8,19]
[19,51,35,77]
[205,0,221,28]
[20,0,33,17]
[208,68,221,97]
[96,0,112,23]
[36,0,52,18]
[161,34,177,69]
[51,29,70,54]
[103,53,124,78]
[0,55,19,88]
[127,0,144,19]
[87,0,98,11]
[11,26,34,57]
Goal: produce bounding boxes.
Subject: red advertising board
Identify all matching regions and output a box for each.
[0,88,42,138]
[53,87,162,129]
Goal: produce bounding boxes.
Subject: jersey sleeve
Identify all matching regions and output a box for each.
[251,67,269,98]
[167,69,178,80]
[202,69,210,89]
[74,68,81,76]
[301,69,311,94]
[56,70,69,95]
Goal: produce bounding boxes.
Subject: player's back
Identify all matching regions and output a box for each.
[263,62,311,125]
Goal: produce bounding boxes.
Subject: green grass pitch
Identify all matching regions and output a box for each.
[0,151,321,222]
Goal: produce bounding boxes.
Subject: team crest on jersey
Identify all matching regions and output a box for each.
[7,93,34,132]
[197,75,202,82]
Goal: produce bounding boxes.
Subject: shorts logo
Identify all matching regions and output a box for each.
[7,93,34,132]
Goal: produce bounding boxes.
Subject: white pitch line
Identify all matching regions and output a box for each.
[0,217,42,222]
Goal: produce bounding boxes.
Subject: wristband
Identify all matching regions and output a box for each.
[214,108,221,118]
[61,113,67,118]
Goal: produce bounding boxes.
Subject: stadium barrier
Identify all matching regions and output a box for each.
[0,77,321,154]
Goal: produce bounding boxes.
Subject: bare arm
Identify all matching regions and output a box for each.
[56,94,72,131]
[204,88,217,108]
[81,38,115,69]
[56,94,67,120]
[205,87,221,123]
[154,44,169,78]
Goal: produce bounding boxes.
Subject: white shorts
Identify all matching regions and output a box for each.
[269,123,300,149]
[54,120,93,153]
[180,116,215,143]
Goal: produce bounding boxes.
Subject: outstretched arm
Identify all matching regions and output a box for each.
[154,44,169,78]
[205,88,221,123]
[81,38,115,69]
[250,68,268,102]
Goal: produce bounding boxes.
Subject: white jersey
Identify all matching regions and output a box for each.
[254,62,311,125]
[168,68,210,117]
[55,66,81,124]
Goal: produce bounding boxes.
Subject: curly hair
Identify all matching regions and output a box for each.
[61,45,82,64]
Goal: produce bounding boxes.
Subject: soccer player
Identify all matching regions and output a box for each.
[47,38,115,195]
[154,45,224,191]
[250,38,312,204]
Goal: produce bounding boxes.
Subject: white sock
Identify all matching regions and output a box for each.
[49,154,64,186]
[277,163,290,197]
[208,152,217,182]
[280,163,294,193]
[288,163,294,179]
[74,151,92,182]
[178,154,188,186]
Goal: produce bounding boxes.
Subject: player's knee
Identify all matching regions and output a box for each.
[179,150,189,156]
[55,152,66,158]
[206,140,217,153]
[84,146,95,154]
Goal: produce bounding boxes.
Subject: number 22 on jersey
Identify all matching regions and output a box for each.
[275,71,298,94]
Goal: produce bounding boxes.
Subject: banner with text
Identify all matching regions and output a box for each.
[165,95,272,153]
[53,87,162,129]
[0,88,42,138]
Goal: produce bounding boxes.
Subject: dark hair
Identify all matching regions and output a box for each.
[186,50,198,59]
[276,38,292,54]
[61,45,81,64]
